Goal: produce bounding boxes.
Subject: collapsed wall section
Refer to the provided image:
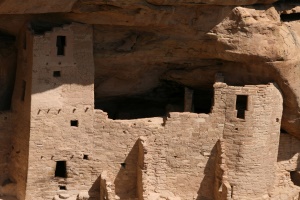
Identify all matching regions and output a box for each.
[274,133,300,197]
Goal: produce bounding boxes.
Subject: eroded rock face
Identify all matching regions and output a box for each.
[146,0,278,5]
[0,0,77,14]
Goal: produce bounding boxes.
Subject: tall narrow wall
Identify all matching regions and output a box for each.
[9,26,33,200]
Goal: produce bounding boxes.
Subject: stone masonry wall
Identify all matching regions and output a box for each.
[221,84,283,199]
[93,111,224,200]
[9,25,33,200]
[17,22,286,200]
[25,23,95,200]
[92,78,227,200]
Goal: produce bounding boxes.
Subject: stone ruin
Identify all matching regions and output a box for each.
[0,21,297,199]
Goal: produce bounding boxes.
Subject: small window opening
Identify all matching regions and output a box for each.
[53,71,61,77]
[70,120,78,127]
[83,155,89,160]
[236,95,248,119]
[121,163,126,168]
[231,185,234,198]
[291,171,300,186]
[55,161,67,178]
[56,36,66,56]
[21,80,26,101]
[59,185,67,190]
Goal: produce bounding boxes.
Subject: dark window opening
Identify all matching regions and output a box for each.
[70,120,78,127]
[55,161,67,178]
[291,171,300,186]
[95,81,184,120]
[121,163,126,168]
[56,36,66,56]
[83,155,89,160]
[53,71,61,77]
[21,80,26,101]
[193,89,214,114]
[281,13,300,22]
[59,185,67,190]
[236,95,248,119]
[280,129,288,134]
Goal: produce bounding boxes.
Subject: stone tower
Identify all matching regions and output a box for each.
[11,23,95,200]
[214,79,283,200]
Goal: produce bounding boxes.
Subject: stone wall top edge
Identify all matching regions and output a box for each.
[112,117,164,124]
[94,109,211,125]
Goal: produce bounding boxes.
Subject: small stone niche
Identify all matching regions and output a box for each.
[59,185,67,190]
[83,154,89,160]
[53,71,61,77]
[70,120,78,127]
[121,163,126,169]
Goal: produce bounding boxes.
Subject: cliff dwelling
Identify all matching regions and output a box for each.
[0,0,299,200]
